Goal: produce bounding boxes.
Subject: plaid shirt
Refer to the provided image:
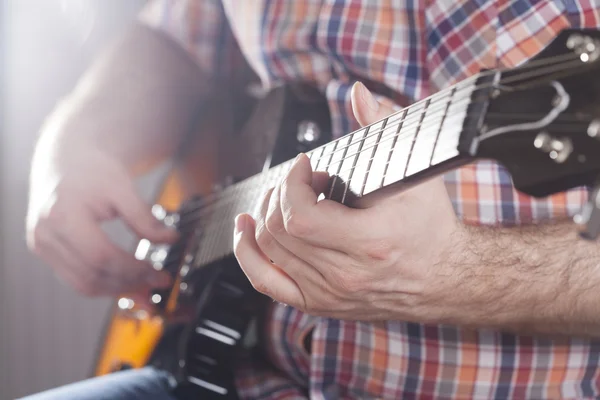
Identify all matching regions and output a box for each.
[140,1,600,398]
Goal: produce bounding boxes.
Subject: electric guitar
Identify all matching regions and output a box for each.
[94,29,600,399]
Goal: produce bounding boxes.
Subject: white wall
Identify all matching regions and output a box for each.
[0,1,150,398]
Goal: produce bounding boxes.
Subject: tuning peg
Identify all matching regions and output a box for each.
[587,119,600,139]
[574,178,600,240]
[566,34,600,63]
[533,132,573,163]
[297,120,321,144]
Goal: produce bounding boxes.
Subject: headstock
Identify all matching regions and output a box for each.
[465,29,600,238]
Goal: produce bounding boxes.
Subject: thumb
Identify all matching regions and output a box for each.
[351,82,397,127]
[111,180,178,243]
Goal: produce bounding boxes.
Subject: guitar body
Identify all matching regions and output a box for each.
[93,92,227,377]
[93,84,332,396]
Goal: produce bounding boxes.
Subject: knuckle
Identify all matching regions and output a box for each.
[336,274,365,293]
[265,211,285,235]
[284,212,312,238]
[364,239,395,262]
[86,249,110,269]
[255,226,274,252]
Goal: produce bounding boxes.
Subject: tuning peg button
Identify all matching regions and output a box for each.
[587,119,600,139]
[534,132,552,151]
[534,132,572,163]
[297,120,321,144]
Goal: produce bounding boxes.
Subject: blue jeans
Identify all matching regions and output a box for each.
[18,367,177,400]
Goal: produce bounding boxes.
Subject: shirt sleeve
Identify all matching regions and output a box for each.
[137,0,229,78]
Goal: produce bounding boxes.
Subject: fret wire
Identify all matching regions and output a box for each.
[310,92,476,171]
[309,52,582,170]
[307,76,480,166]
[402,98,431,179]
[327,129,354,199]
[362,147,461,197]
[341,126,370,204]
[380,108,408,188]
[356,117,388,196]
[323,139,340,173]
[334,96,472,174]
[429,86,457,168]
[222,178,238,256]
[309,146,325,172]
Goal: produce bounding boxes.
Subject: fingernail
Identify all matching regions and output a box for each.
[357,82,379,113]
[235,214,246,233]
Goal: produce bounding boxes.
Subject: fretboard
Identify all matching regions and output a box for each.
[193,74,480,267]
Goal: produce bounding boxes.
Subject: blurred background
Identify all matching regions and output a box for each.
[0,1,159,398]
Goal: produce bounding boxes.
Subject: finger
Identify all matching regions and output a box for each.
[281,155,385,253]
[259,184,325,284]
[278,154,353,241]
[109,179,178,244]
[233,213,305,309]
[311,171,330,195]
[59,211,171,289]
[56,232,168,295]
[350,82,397,127]
[37,234,118,296]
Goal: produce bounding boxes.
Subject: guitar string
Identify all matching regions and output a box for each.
[181,100,585,236]
[191,50,585,217]
[173,50,597,271]
[187,145,464,268]
[180,51,585,215]
[183,113,592,233]
[185,94,587,229]
[198,52,586,212]
[187,110,590,264]
[308,54,585,167]
[301,51,584,168]
[190,104,592,264]
[176,52,589,227]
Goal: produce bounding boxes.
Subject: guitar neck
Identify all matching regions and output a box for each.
[194,74,483,267]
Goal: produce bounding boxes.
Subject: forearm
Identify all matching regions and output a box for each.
[36,22,212,173]
[446,220,600,338]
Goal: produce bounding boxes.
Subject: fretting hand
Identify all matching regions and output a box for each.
[233,82,467,322]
